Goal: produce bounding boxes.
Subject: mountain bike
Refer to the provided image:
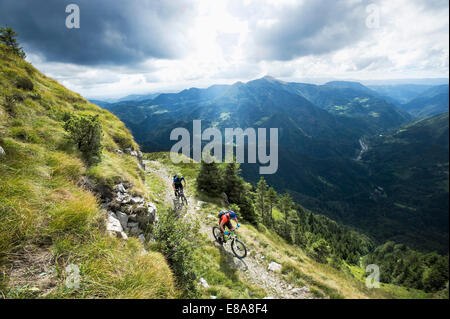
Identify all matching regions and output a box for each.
[212,225,248,259]
[174,187,188,211]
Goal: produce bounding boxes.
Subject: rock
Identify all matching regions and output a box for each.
[268,262,282,272]
[114,183,126,193]
[128,214,138,222]
[292,286,309,294]
[107,211,118,219]
[138,234,146,243]
[197,201,206,206]
[119,231,128,240]
[127,222,139,228]
[106,215,123,234]
[131,196,144,204]
[263,296,274,299]
[199,277,209,288]
[300,286,310,293]
[207,214,215,219]
[0,146,5,156]
[129,225,141,236]
[116,211,128,229]
[130,150,138,157]
[210,296,217,299]
[115,149,123,154]
[140,248,148,256]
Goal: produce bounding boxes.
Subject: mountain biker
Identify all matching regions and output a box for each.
[172,173,186,197]
[218,210,240,243]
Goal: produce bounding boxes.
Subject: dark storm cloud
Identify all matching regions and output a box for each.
[245,0,373,61]
[0,0,194,65]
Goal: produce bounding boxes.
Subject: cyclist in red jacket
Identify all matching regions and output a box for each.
[218,210,240,243]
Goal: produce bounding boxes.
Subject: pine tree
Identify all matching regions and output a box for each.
[223,162,243,203]
[255,177,268,224]
[266,187,278,227]
[0,27,26,58]
[280,193,294,242]
[197,156,222,196]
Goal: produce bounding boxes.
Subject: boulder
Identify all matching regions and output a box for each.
[107,211,118,219]
[116,211,128,229]
[268,262,282,272]
[106,215,123,234]
[0,146,5,156]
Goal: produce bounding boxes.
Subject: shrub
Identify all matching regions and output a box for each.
[15,76,33,91]
[63,114,103,165]
[154,209,199,297]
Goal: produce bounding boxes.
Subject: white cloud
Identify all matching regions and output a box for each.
[22,0,449,98]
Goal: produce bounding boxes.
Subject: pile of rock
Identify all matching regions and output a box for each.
[105,182,157,243]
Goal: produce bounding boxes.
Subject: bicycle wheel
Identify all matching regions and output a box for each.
[212,226,221,242]
[231,239,247,259]
[182,195,188,205]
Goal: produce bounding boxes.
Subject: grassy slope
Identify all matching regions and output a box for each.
[0,44,176,298]
[144,152,434,299]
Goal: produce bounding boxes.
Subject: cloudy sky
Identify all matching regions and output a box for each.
[0,0,448,99]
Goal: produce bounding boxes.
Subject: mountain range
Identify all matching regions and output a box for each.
[92,76,449,252]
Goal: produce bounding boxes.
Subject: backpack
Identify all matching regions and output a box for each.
[218,210,230,219]
[173,175,184,184]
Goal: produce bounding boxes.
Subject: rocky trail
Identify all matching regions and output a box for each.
[143,160,312,299]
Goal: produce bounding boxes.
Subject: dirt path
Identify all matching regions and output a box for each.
[144,160,311,299]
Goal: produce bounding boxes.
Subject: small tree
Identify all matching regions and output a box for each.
[64,114,102,164]
[266,186,278,227]
[197,154,222,196]
[0,27,26,58]
[308,238,330,264]
[255,177,268,223]
[280,193,294,241]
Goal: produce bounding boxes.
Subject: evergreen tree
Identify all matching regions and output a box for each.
[266,187,278,226]
[255,177,268,224]
[280,193,294,242]
[197,155,222,196]
[223,162,243,203]
[0,27,26,58]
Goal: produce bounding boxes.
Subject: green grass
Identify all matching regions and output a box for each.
[0,44,176,299]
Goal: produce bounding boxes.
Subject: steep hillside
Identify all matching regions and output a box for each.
[401,85,449,118]
[144,153,446,299]
[359,113,449,252]
[141,152,439,299]
[0,44,177,298]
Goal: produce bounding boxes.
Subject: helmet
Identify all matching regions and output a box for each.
[229,211,237,219]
